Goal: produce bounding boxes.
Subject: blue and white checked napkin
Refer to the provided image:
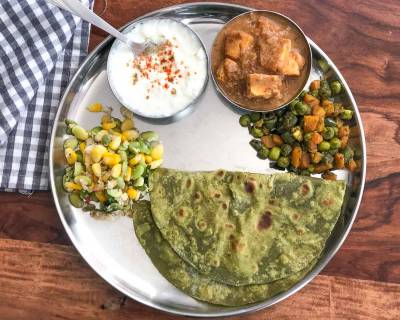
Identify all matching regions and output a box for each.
[0,0,92,191]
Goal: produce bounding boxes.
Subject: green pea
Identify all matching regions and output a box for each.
[321,153,334,164]
[107,189,122,199]
[319,80,332,99]
[116,177,125,189]
[131,164,145,180]
[138,140,151,154]
[329,148,339,156]
[330,137,341,150]
[281,131,295,144]
[250,112,261,122]
[323,127,335,140]
[343,146,354,163]
[129,141,141,153]
[254,119,264,128]
[289,99,299,109]
[269,146,281,161]
[333,127,339,137]
[118,150,128,162]
[324,117,337,127]
[249,139,263,151]
[133,177,145,187]
[257,148,270,160]
[318,141,331,151]
[341,109,353,120]
[330,81,342,95]
[71,125,89,141]
[119,141,129,151]
[282,112,298,129]
[263,115,278,129]
[280,144,292,157]
[102,134,112,146]
[121,160,128,176]
[69,192,84,208]
[140,131,159,143]
[317,59,330,73]
[250,127,264,138]
[310,89,319,98]
[239,114,251,127]
[63,138,78,150]
[277,156,290,168]
[294,102,309,116]
[304,132,313,142]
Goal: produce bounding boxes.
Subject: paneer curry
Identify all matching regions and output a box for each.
[212,12,311,111]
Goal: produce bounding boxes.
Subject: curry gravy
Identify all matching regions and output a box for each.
[211,11,311,111]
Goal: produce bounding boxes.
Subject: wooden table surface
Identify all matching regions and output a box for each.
[1,0,400,319]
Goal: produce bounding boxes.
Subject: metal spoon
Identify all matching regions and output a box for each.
[46,0,156,55]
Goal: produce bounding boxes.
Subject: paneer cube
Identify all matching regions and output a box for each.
[256,16,281,35]
[259,37,292,73]
[216,58,240,83]
[247,74,283,99]
[281,51,306,76]
[225,31,254,60]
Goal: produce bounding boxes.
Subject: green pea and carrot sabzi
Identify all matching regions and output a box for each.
[239,77,360,180]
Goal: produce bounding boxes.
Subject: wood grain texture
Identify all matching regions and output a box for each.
[1,239,399,320]
[0,0,399,318]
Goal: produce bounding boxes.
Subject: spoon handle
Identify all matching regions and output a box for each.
[47,0,128,43]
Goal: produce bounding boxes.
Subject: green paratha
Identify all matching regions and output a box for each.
[149,169,346,286]
[132,201,315,306]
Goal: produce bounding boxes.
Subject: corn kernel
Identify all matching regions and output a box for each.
[109,135,121,150]
[87,102,103,112]
[92,163,102,177]
[150,144,164,161]
[79,142,86,154]
[127,187,139,200]
[121,118,134,131]
[65,148,77,165]
[103,153,121,167]
[102,121,116,130]
[111,164,122,178]
[150,159,163,169]
[90,145,107,163]
[124,166,132,181]
[95,191,107,202]
[122,130,139,141]
[129,153,143,166]
[101,114,112,123]
[144,155,153,164]
[64,181,82,191]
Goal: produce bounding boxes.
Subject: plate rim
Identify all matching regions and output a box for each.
[49,2,367,317]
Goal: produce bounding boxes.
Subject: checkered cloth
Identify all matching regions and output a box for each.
[0,0,92,191]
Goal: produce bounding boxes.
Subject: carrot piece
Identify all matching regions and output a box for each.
[261,135,275,148]
[310,80,321,91]
[338,125,350,138]
[347,159,357,172]
[322,172,337,180]
[312,105,326,118]
[304,115,320,132]
[334,153,345,169]
[310,152,322,164]
[300,152,311,169]
[340,135,349,149]
[291,146,302,168]
[321,100,334,116]
[314,163,333,173]
[311,132,323,145]
[271,134,283,146]
[303,93,320,107]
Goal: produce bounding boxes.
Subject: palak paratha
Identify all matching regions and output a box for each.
[149,169,345,286]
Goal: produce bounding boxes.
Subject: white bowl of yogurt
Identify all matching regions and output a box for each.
[107,18,208,119]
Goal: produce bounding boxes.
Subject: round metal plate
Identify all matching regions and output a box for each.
[50,2,366,317]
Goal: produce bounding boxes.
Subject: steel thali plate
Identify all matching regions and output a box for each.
[49,2,366,317]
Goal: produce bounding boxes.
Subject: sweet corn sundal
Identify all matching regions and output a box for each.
[62,106,163,214]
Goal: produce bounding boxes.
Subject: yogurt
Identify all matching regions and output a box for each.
[108,18,208,118]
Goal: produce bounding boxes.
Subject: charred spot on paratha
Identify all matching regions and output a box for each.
[258,211,272,230]
[244,179,257,193]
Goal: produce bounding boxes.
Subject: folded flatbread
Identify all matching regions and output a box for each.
[149,169,346,285]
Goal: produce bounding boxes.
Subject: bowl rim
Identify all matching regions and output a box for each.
[210,9,313,113]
